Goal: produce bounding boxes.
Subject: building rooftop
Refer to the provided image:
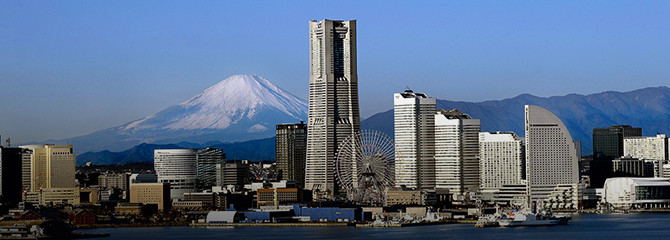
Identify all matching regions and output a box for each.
[436,109,471,119]
[398,89,428,98]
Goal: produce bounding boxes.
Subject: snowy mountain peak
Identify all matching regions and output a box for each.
[121,74,308,132]
[182,74,306,116]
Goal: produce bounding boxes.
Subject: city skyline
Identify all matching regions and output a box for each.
[6,2,670,236]
[3,1,670,143]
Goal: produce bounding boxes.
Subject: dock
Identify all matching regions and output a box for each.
[190,222,352,227]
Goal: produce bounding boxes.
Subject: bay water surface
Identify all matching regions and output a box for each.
[78,213,670,239]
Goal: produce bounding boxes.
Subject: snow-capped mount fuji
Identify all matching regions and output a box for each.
[64,74,308,153]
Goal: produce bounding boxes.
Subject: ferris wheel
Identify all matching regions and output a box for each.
[335,130,395,206]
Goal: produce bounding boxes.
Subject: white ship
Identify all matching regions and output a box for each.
[498,212,569,227]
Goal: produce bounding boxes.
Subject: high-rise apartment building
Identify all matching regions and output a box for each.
[19,144,75,191]
[623,134,669,161]
[394,90,436,190]
[154,148,224,200]
[434,109,480,199]
[305,19,361,197]
[593,125,642,157]
[479,132,525,191]
[524,105,579,208]
[276,122,307,188]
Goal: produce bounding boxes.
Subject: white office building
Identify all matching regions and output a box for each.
[434,109,480,199]
[393,90,436,190]
[305,19,361,197]
[623,134,669,161]
[525,105,579,209]
[155,148,224,200]
[479,132,525,191]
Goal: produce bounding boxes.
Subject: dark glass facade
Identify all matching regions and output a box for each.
[636,186,670,200]
[593,125,642,157]
[276,122,307,188]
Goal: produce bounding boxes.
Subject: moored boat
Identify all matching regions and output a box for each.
[498,212,569,227]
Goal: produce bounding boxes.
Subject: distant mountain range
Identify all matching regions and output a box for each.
[76,137,275,166]
[362,86,670,155]
[55,74,307,154]
[76,83,670,165]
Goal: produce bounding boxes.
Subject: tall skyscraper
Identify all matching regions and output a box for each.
[305,19,361,197]
[479,132,525,191]
[155,148,224,200]
[434,109,480,199]
[524,105,579,208]
[276,122,307,188]
[593,125,642,157]
[19,144,75,191]
[394,90,436,190]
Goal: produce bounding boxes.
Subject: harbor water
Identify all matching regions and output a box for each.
[78,213,670,239]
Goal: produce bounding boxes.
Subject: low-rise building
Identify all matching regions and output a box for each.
[257,188,301,206]
[602,178,670,210]
[206,211,240,223]
[130,182,171,211]
[385,188,423,206]
[70,209,96,225]
[293,206,360,222]
[542,184,584,211]
[79,188,99,205]
[481,184,529,208]
[214,192,253,210]
[172,201,203,210]
[183,192,214,208]
[24,188,98,206]
[114,203,143,216]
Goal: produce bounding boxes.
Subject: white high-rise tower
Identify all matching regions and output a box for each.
[394,90,436,190]
[434,109,481,200]
[305,19,361,197]
[525,105,579,208]
[479,132,525,191]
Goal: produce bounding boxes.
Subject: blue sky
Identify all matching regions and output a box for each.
[1,1,670,143]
